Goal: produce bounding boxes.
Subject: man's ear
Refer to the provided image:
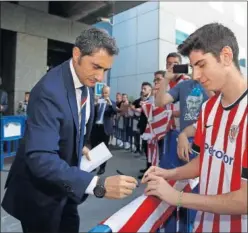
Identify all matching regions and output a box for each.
[72,47,81,63]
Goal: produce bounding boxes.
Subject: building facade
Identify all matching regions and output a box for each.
[110,1,247,99]
[0,1,90,114]
[0,1,142,114]
[0,1,247,110]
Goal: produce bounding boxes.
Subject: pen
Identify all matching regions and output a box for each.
[116,170,140,187]
[116,169,125,175]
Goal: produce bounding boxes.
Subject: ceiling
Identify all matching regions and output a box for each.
[49,1,146,25]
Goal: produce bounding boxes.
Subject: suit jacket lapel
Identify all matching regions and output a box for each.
[62,60,80,145]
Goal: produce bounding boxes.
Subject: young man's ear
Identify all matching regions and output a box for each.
[220,46,233,67]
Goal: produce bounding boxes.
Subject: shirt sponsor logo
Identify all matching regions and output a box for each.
[205,143,234,165]
[229,125,239,143]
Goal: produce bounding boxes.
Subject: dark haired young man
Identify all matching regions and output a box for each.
[143,23,247,232]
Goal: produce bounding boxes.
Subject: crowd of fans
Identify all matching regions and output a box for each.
[104,52,212,179]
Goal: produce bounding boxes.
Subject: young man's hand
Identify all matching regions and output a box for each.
[177,132,192,162]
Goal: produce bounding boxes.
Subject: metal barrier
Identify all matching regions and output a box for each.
[112,116,138,151]
[88,179,198,233]
[0,115,26,170]
[89,126,199,233]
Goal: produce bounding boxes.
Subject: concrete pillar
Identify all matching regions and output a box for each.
[14,33,47,111]
[4,1,49,112]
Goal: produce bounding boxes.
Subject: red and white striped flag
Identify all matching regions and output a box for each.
[141,102,172,166]
[100,179,199,232]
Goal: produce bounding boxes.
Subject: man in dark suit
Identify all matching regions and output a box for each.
[1,28,137,233]
[0,76,8,114]
[90,85,117,175]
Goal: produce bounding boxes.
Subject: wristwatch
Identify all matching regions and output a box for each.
[93,177,106,198]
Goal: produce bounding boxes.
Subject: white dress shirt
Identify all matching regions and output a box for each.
[69,60,98,195]
[70,60,90,133]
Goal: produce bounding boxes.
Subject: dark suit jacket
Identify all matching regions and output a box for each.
[0,88,8,113]
[1,60,95,227]
[93,99,117,135]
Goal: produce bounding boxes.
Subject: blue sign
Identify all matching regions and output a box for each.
[95,82,105,96]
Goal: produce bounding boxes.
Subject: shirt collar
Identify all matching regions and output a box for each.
[70,59,83,89]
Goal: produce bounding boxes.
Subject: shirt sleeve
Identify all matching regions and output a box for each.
[241,147,247,181]
[85,176,98,195]
[191,109,203,155]
[168,82,183,103]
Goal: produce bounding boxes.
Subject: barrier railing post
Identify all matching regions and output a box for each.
[128,117,132,151]
[123,117,126,149]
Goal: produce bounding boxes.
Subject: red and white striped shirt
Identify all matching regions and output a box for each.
[192,90,248,233]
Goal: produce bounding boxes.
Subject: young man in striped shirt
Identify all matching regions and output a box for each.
[142,23,247,232]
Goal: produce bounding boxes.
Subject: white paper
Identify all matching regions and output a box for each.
[80,142,113,172]
[3,122,21,138]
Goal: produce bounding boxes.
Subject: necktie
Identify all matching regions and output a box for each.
[78,86,88,157]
